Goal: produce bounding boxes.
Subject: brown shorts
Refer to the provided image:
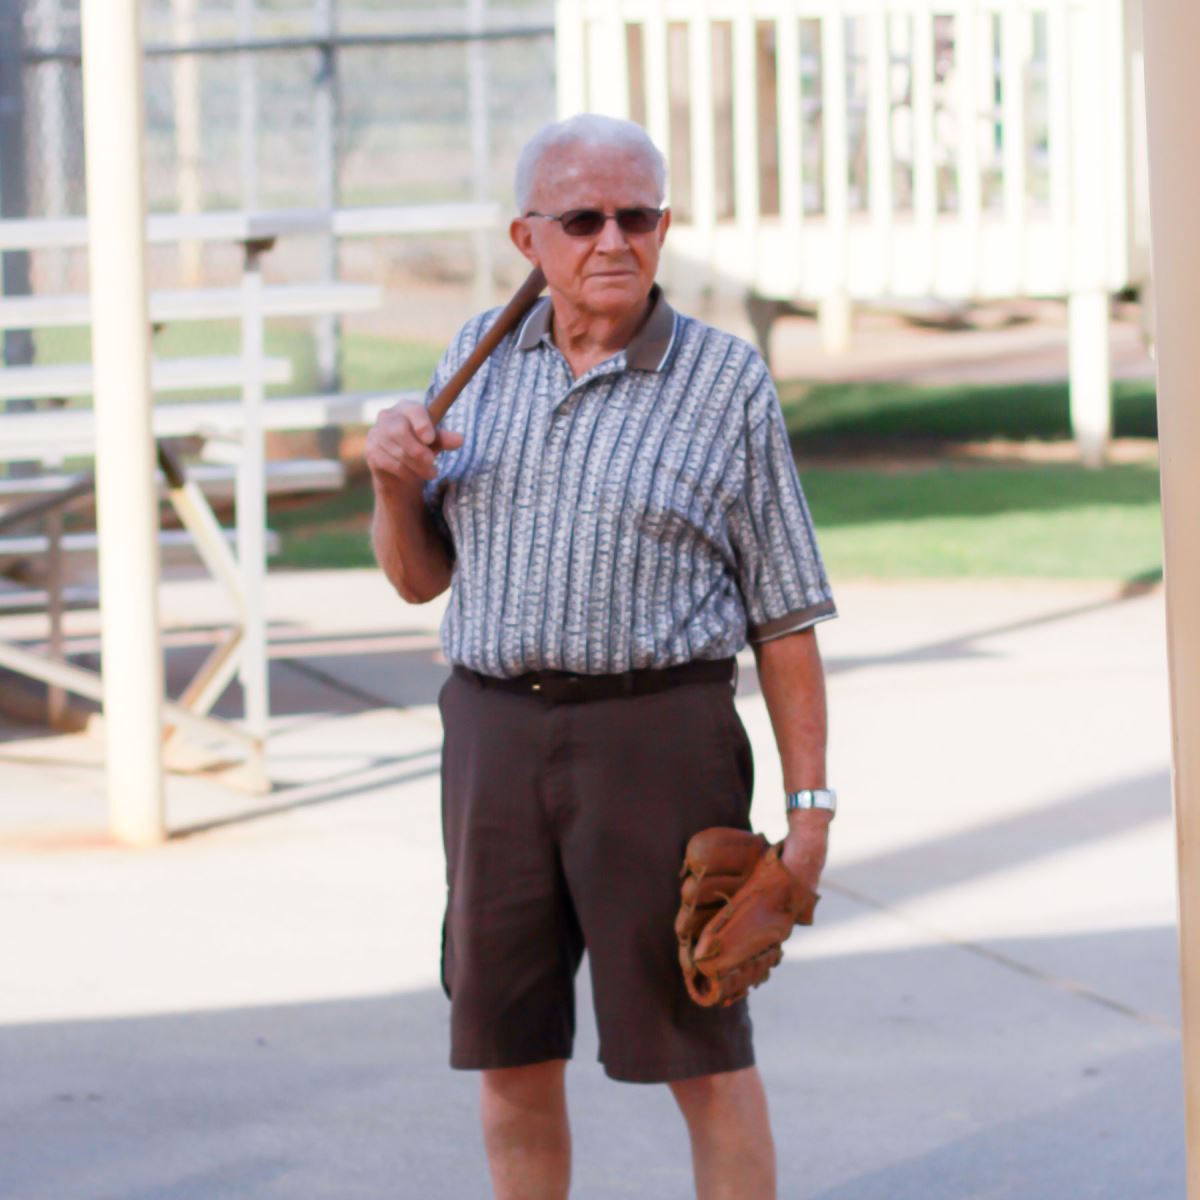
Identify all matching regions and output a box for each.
[437,664,756,1084]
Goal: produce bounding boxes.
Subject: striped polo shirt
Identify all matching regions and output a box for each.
[422,285,835,678]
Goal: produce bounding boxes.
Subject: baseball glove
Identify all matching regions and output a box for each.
[675,827,819,1008]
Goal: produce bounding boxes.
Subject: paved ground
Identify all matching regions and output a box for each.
[0,571,1183,1199]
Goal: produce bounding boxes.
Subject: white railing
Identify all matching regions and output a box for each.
[557,0,1149,461]
[560,0,1146,302]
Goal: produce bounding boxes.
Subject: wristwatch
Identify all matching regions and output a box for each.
[785,788,837,818]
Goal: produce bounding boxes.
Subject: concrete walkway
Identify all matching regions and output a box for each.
[0,571,1183,1199]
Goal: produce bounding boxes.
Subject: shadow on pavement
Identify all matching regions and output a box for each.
[171,748,442,840]
[0,929,1181,1200]
[0,581,1157,741]
[832,768,1172,911]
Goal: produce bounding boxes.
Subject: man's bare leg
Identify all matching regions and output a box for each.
[669,1066,777,1200]
[480,1059,571,1200]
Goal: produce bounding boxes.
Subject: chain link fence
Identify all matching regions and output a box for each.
[3,1,556,306]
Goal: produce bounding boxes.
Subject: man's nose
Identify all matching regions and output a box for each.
[595,214,631,252]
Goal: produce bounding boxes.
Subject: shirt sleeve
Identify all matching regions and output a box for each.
[725,372,836,642]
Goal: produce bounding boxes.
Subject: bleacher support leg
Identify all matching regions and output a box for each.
[80,0,166,844]
[1067,288,1112,468]
[237,238,270,786]
[818,289,853,355]
[45,505,68,729]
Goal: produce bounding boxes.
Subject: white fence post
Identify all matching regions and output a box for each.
[80,0,166,845]
[955,0,982,296]
[865,5,892,292]
[1000,4,1028,296]
[732,7,758,239]
[912,5,937,295]
[555,0,587,117]
[644,0,670,155]
[1067,0,1112,466]
[1067,289,1111,469]
[819,8,852,352]
[775,0,803,294]
[688,6,717,286]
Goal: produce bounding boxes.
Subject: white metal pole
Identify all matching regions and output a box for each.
[34,0,68,289]
[79,0,166,845]
[1066,0,1112,467]
[172,0,203,285]
[237,240,269,771]
[1143,2,1200,1190]
[467,0,494,311]
[314,0,339,391]
[1067,288,1111,469]
[237,0,259,210]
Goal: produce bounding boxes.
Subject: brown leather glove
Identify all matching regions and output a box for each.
[675,827,819,1008]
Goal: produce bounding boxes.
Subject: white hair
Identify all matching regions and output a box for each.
[514,114,668,212]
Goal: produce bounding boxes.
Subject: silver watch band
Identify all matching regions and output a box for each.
[785,787,837,817]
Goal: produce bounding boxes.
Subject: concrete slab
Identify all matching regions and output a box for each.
[0,572,1183,1198]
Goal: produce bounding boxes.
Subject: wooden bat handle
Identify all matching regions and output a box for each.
[427,267,547,426]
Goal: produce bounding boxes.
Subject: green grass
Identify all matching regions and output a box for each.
[803,462,1161,581]
[271,483,377,569]
[270,462,1163,582]
[25,326,1161,581]
[778,378,1158,444]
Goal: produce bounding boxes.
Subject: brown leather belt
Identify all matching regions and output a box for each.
[452,657,735,704]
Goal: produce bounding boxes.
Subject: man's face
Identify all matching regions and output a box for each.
[510,143,671,321]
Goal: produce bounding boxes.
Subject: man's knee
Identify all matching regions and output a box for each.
[482,1059,568,1112]
[669,1066,767,1125]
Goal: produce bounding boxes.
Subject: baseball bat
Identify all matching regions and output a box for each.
[427,266,547,426]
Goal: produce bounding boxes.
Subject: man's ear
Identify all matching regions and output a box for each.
[510,217,539,267]
[657,206,672,246]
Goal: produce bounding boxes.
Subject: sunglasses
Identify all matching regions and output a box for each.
[524,207,665,238]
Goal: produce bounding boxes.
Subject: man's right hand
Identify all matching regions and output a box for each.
[365,399,465,484]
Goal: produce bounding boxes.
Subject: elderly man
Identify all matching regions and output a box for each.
[367,114,836,1200]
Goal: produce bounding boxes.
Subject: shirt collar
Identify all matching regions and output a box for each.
[515,283,679,373]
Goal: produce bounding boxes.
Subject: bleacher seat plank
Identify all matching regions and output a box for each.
[0,283,382,331]
[0,203,499,252]
[0,390,419,459]
[0,459,345,506]
[0,527,280,560]
[0,355,291,401]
